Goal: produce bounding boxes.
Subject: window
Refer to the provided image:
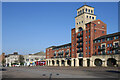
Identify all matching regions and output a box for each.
[86,47,87,49]
[110,50,112,53]
[115,43,118,46]
[107,38,110,41]
[91,10,93,13]
[102,45,105,48]
[87,15,88,18]
[86,36,87,39]
[89,35,90,38]
[89,46,90,49]
[89,41,90,44]
[78,27,83,32]
[110,37,113,40]
[102,25,104,28]
[102,31,104,33]
[72,49,74,51]
[86,25,87,28]
[94,30,96,32]
[95,46,96,49]
[82,9,84,13]
[86,41,87,44]
[92,17,94,19]
[89,52,90,55]
[95,40,97,43]
[115,36,119,39]
[89,29,90,32]
[107,44,109,47]
[86,30,87,33]
[89,16,91,19]
[94,24,96,26]
[98,40,101,43]
[98,52,100,54]
[110,43,112,47]
[107,51,109,54]
[86,52,87,55]
[31,59,33,61]
[102,38,105,42]
[26,59,29,61]
[98,21,100,24]
[82,21,83,23]
[88,9,90,12]
[77,23,78,25]
[79,22,80,24]
[86,8,87,12]
[95,52,96,55]
[98,46,100,49]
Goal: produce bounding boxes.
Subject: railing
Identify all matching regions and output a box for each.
[98,47,105,51]
[77,39,83,43]
[77,49,83,53]
[112,45,119,50]
[77,44,83,48]
[78,53,83,57]
[77,34,83,38]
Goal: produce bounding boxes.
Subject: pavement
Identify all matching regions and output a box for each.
[1,66,120,79]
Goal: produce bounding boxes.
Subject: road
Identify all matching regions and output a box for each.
[1,66,120,79]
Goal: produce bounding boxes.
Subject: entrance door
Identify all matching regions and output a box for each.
[87,59,90,67]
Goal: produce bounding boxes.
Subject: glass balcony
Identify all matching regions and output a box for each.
[112,45,119,50]
[77,44,83,48]
[98,47,105,51]
[77,49,83,53]
[79,53,83,57]
[77,33,83,38]
[77,39,83,43]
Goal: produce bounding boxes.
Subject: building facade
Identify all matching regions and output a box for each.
[24,54,45,66]
[5,52,46,67]
[46,5,120,67]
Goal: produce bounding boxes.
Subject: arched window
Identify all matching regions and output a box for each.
[82,9,84,13]
[78,27,83,32]
[86,8,87,12]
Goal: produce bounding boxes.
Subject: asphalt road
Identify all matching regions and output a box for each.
[1,66,120,78]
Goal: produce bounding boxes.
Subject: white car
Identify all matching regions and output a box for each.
[15,64,20,67]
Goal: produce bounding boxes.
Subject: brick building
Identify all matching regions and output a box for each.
[46,5,120,67]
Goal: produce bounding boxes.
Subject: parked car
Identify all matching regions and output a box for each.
[15,64,20,67]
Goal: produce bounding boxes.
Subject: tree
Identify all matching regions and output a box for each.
[2,58,6,67]
[18,55,24,65]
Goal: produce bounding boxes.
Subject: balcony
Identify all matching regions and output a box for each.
[77,49,83,53]
[112,45,119,50]
[78,53,83,57]
[77,44,83,48]
[77,34,83,38]
[98,47,105,51]
[77,39,83,43]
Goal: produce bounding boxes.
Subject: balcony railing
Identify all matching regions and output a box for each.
[78,53,83,57]
[77,44,83,48]
[98,47,105,51]
[77,49,83,53]
[112,45,119,50]
[77,34,83,38]
[77,39,83,43]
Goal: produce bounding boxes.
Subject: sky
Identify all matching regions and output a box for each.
[2,2,118,55]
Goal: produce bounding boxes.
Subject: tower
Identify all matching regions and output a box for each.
[75,5,96,32]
